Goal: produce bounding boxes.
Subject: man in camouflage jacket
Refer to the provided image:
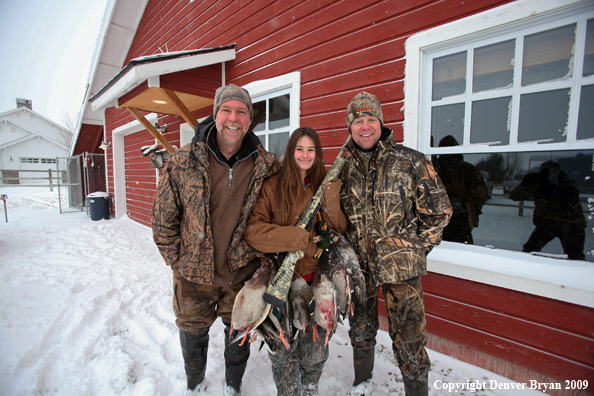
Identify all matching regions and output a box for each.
[151,84,280,395]
[339,92,452,396]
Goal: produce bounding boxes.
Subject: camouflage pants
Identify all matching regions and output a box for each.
[268,322,330,396]
[172,269,244,333]
[348,276,430,383]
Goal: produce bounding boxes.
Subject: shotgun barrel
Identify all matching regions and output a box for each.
[263,137,351,308]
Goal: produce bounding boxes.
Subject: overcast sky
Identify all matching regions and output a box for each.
[0,0,108,128]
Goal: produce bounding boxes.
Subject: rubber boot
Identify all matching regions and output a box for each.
[346,348,375,395]
[403,377,428,396]
[179,330,209,390]
[224,323,251,395]
[353,348,374,386]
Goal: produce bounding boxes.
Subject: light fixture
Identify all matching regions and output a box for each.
[154,122,167,133]
[153,99,167,104]
[99,141,111,150]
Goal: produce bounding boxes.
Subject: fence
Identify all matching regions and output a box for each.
[0,168,64,191]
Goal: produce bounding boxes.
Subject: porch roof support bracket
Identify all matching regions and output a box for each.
[159,88,199,128]
[125,106,176,154]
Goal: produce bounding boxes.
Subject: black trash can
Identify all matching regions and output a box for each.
[88,192,111,221]
[103,196,111,220]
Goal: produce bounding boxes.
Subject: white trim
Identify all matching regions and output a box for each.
[91,48,236,111]
[111,113,157,220]
[404,0,593,150]
[180,122,194,148]
[429,242,594,308]
[147,75,160,88]
[243,71,301,133]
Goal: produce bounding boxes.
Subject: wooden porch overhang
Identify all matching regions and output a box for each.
[88,45,236,153]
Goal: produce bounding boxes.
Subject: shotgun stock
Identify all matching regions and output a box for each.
[263,137,351,308]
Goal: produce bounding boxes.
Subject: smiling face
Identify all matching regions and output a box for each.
[294,135,316,179]
[350,115,382,150]
[215,99,251,158]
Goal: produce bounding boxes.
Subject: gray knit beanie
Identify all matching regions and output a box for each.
[213,84,253,121]
[346,91,384,131]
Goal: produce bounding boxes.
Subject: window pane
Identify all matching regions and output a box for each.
[517,89,570,144]
[584,19,594,77]
[251,100,266,132]
[434,149,593,261]
[473,40,515,92]
[431,103,465,147]
[522,24,575,86]
[269,94,290,130]
[269,132,289,158]
[432,51,467,101]
[470,97,511,145]
[577,84,594,140]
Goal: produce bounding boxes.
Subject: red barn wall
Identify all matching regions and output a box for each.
[105,0,513,225]
[96,1,594,392]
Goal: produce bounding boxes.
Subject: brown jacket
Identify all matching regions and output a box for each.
[151,117,280,285]
[244,173,347,276]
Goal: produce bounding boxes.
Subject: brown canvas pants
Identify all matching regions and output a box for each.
[172,268,243,333]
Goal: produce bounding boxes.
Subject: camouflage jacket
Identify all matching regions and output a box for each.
[339,128,452,287]
[151,117,280,285]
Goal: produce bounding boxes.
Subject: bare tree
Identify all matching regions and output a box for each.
[505,152,523,181]
[59,111,77,151]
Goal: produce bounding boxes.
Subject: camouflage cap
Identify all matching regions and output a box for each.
[346,91,384,131]
[213,84,253,121]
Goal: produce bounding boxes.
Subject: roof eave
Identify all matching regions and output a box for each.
[89,45,236,112]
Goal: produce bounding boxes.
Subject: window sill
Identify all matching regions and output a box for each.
[427,241,594,308]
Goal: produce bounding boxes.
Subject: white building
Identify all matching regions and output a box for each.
[0,99,71,185]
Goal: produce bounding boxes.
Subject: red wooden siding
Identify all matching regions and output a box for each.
[423,272,594,391]
[72,124,104,156]
[120,0,514,164]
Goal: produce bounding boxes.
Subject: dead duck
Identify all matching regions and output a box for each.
[311,249,339,346]
[289,271,313,332]
[329,230,366,308]
[230,257,277,345]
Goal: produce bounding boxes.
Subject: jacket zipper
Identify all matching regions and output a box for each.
[423,180,436,212]
[398,186,409,229]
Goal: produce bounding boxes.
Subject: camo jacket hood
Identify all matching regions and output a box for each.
[151,118,281,285]
[339,128,452,287]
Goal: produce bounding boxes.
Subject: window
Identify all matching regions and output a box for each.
[251,90,291,158]
[243,72,301,158]
[406,0,594,262]
[425,15,594,152]
[20,158,56,164]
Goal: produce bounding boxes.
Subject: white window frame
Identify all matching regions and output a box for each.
[404,0,594,153]
[243,72,301,153]
[404,0,594,308]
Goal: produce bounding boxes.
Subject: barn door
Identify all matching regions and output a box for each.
[56,155,83,214]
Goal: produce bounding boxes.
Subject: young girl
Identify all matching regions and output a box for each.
[244,127,347,396]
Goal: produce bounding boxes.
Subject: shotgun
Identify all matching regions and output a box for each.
[263,136,351,308]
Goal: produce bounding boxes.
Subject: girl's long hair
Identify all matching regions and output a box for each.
[275,127,326,226]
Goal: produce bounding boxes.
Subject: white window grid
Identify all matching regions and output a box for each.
[419,5,594,156]
[243,71,301,153]
[252,87,292,151]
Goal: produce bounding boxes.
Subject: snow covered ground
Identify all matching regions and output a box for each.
[0,187,545,395]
